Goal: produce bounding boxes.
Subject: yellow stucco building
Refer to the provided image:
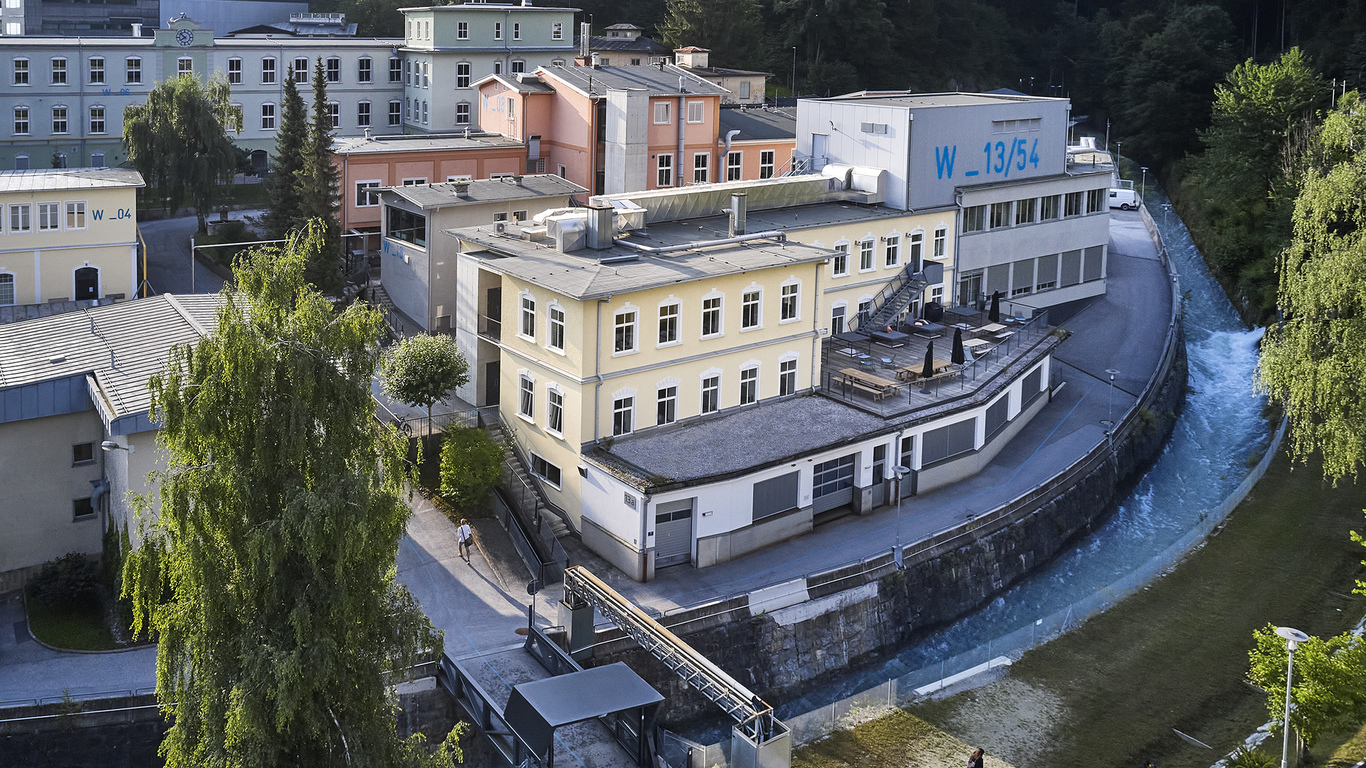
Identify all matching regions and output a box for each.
[0,168,143,309]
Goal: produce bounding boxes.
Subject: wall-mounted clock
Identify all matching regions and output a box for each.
[176,29,194,46]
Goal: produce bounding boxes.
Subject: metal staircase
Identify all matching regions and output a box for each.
[847,262,941,334]
[491,423,571,538]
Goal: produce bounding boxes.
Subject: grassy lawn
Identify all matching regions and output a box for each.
[794,709,1016,768]
[895,449,1366,768]
[25,594,117,651]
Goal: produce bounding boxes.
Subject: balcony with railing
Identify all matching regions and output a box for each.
[477,314,501,342]
[819,307,1057,419]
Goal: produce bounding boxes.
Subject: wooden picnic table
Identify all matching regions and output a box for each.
[962,338,991,349]
[893,360,953,382]
[980,322,1008,333]
[838,367,902,399]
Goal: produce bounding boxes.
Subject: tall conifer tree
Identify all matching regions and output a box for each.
[296,57,344,293]
[264,75,308,239]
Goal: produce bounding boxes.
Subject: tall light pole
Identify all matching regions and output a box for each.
[1276,626,1309,768]
[1140,166,1148,201]
[892,465,911,568]
[1103,368,1120,444]
[791,47,797,98]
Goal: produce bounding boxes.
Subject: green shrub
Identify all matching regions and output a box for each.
[439,427,503,509]
[29,553,100,608]
[1228,746,1277,768]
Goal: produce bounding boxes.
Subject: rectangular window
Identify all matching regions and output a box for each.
[1086,188,1106,213]
[519,376,535,419]
[9,203,30,232]
[520,295,536,339]
[701,376,719,414]
[922,417,978,465]
[513,22,521,40]
[73,498,95,520]
[884,235,900,268]
[456,62,470,88]
[832,244,849,276]
[1015,198,1036,225]
[0,274,13,306]
[859,240,874,271]
[51,106,67,134]
[933,227,947,259]
[963,204,986,232]
[51,58,66,85]
[89,57,104,85]
[653,102,671,125]
[178,57,193,76]
[421,101,428,124]
[38,202,59,231]
[779,358,797,396]
[387,206,426,247]
[614,309,637,353]
[389,100,402,126]
[260,57,275,84]
[656,154,673,187]
[1064,191,1083,216]
[223,57,242,84]
[657,386,677,426]
[358,57,372,83]
[727,151,742,181]
[355,181,381,207]
[357,101,371,127]
[701,296,721,337]
[13,107,28,135]
[389,57,401,82]
[546,389,564,434]
[908,231,923,269]
[552,21,563,40]
[294,57,308,83]
[741,290,761,330]
[612,396,634,436]
[457,21,469,39]
[511,60,525,74]
[456,103,471,124]
[780,283,799,321]
[494,60,503,75]
[693,153,708,184]
[687,101,704,123]
[261,103,276,129]
[1040,194,1061,220]
[13,58,28,86]
[739,368,758,405]
[658,303,679,345]
[989,201,1011,228]
[760,150,775,179]
[327,102,339,129]
[494,21,503,39]
[548,305,565,351]
[65,201,85,230]
[326,57,340,83]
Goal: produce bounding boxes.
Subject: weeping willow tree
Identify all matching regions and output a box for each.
[123,222,462,767]
[1257,91,1366,483]
[123,74,242,232]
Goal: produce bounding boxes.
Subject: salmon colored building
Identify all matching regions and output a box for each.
[332,132,528,235]
[476,63,734,196]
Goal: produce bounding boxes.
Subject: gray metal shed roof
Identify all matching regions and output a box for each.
[816,91,1067,109]
[0,294,220,426]
[541,62,729,98]
[719,106,796,141]
[504,663,661,760]
[382,175,587,210]
[332,132,524,154]
[0,168,145,194]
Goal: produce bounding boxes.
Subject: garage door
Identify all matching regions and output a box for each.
[654,499,694,568]
[812,455,857,514]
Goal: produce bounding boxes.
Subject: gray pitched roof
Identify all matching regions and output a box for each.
[0,168,144,194]
[332,132,524,154]
[541,63,730,98]
[0,294,221,425]
[718,106,796,141]
[382,175,588,210]
[584,36,671,55]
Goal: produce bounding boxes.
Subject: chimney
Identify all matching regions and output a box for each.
[591,52,601,69]
[728,192,747,238]
[586,204,615,250]
[363,127,372,140]
[453,181,470,198]
[580,21,591,58]
[131,22,142,37]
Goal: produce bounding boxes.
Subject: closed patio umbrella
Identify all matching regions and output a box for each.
[989,290,1002,323]
[922,340,935,380]
[951,328,965,365]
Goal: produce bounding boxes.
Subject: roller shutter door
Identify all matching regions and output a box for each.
[812,455,857,514]
[654,499,694,568]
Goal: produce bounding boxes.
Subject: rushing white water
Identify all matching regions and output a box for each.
[773,187,1272,717]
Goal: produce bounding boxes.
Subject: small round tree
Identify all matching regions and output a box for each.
[439,427,504,510]
[379,334,470,437]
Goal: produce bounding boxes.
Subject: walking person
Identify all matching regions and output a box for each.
[457,519,473,564]
[967,748,984,768]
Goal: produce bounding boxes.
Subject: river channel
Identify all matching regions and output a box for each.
[774,186,1273,720]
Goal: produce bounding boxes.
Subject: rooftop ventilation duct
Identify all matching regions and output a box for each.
[727,192,747,238]
[586,203,615,250]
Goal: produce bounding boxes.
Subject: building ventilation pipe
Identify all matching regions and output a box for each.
[586,203,614,249]
[615,230,785,256]
[591,52,601,69]
[728,192,747,237]
[722,129,741,156]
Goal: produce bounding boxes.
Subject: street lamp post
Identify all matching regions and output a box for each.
[791,47,796,98]
[1276,626,1309,768]
[1103,368,1120,444]
[892,465,911,568]
[1140,166,1148,201]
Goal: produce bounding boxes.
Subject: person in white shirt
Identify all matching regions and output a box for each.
[457,519,473,564]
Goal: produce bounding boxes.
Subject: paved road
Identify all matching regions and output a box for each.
[138,215,229,296]
[0,210,1174,708]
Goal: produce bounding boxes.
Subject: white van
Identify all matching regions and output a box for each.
[1109,187,1138,210]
